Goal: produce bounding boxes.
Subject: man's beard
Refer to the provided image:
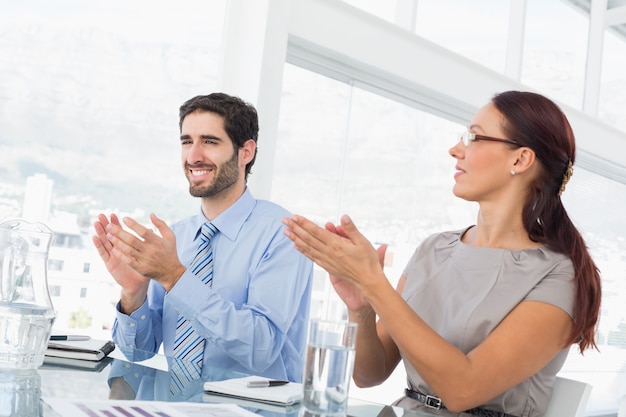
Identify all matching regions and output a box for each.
[187,151,240,198]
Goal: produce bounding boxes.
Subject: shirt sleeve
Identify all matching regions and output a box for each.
[524,257,576,318]
[111,284,165,353]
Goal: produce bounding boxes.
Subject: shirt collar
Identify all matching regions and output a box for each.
[193,188,255,242]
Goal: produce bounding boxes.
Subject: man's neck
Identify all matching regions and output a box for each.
[200,182,247,221]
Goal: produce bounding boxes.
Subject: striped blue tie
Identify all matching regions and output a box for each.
[170,222,217,395]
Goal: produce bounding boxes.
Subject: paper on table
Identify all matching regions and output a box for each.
[43,398,260,417]
[203,375,303,406]
[203,392,301,415]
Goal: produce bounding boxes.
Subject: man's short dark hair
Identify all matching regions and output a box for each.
[179,93,258,178]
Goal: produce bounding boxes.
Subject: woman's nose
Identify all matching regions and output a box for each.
[448,140,463,159]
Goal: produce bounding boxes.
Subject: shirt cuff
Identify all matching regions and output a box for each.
[115,300,151,348]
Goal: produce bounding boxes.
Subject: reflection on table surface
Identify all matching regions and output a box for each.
[2,346,437,417]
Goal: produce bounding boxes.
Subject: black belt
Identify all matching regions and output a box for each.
[405,388,517,417]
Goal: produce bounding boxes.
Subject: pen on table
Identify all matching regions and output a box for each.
[245,379,290,388]
[50,335,91,341]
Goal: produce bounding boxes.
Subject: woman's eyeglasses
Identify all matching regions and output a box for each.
[459,131,520,147]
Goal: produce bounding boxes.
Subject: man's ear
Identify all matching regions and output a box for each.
[240,139,256,164]
[511,147,536,174]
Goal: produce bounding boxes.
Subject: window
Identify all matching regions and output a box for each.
[414,0,510,73]
[0,0,225,335]
[49,285,61,297]
[52,233,84,249]
[599,30,626,132]
[274,63,478,404]
[275,62,626,410]
[275,64,476,286]
[48,260,64,272]
[558,167,626,411]
[523,0,588,108]
[0,0,224,223]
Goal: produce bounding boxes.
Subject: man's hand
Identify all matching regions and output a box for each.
[108,376,136,400]
[104,213,186,292]
[93,213,150,313]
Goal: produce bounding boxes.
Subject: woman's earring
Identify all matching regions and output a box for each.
[510,170,516,176]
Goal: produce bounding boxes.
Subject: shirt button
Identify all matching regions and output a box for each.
[124,364,131,369]
[140,315,146,320]
[129,322,136,327]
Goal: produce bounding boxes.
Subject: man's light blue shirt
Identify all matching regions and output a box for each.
[112,188,313,382]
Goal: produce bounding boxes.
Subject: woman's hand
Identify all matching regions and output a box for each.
[323,220,388,312]
[284,214,404,388]
[283,214,387,302]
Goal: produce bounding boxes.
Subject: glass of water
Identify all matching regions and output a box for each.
[301,319,358,416]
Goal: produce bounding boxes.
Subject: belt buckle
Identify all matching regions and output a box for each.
[424,394,442,410]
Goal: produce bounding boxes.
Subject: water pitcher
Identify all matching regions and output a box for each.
[0,219,56,369]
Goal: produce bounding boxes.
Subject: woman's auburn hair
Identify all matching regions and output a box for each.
[492,90,602,352]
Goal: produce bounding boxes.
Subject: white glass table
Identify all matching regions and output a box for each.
[2,346,437,417]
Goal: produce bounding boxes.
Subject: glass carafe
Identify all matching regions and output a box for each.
[0,369,42,416]
[0,219,56,369]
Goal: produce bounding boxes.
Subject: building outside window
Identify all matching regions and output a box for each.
[49,285,61,297]
[48,260,64,272]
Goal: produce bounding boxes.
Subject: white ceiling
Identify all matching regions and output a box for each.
[564,0,626,39]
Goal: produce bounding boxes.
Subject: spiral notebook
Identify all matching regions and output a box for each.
[42,355,113,372]
[45,339,116,362]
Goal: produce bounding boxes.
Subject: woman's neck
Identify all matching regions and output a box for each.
[463,207,541,250]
